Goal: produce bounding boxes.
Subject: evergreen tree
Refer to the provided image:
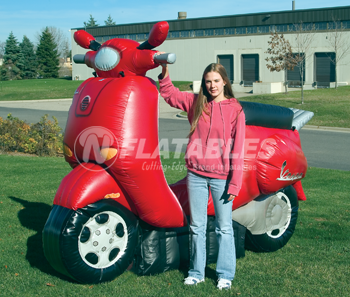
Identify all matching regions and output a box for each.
[1,32,23,80]
[36,27,59,78]
[84,15,99,27]
[20,36,37,79]
[104,15,116,26]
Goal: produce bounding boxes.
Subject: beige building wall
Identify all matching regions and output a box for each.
[71,29,350,92]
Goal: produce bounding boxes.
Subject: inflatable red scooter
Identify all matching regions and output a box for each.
[43,21,313,283]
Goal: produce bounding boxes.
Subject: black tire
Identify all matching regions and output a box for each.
[43,200,138,283]
[245,186,298,252]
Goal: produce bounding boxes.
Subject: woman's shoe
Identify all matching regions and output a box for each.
[217,278,231,290]
[184,276,205,285]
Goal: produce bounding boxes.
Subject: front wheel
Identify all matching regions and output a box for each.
[43,200,138,283]
[244,186,299,252]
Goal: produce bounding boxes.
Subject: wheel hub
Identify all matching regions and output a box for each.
[78,211,128,269]
[266,192,292,238]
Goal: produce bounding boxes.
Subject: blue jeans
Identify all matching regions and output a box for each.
[186,170,236,281]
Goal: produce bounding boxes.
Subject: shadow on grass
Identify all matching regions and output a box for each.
[59,76,73,80]
[9,196,76,283]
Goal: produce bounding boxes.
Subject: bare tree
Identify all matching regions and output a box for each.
[265,33,297,94]
[291,22,315,104]
[326,19,350,89]
[0,41,5,59]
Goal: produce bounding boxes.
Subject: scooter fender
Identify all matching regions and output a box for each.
[53,162,137,214]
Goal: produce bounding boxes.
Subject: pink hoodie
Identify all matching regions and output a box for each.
[159,75,246,196]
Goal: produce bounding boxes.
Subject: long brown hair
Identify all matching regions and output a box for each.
[188,63,235,137]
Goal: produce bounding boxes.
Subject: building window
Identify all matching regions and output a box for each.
[215,28,225,36]
[95,36,103,43]
[276,24,288,32]
[136,33,146,40]
[247,26,258,34]
[236,27,246,34]
[170,31,180,38]
[302,22,314,31]
[204,29,214,36]
[315,22,328,30]
[195,30,204,37]
[258,26,270,33]
[328,21,341,30]
[180,31,190,38]
[225,28,235,35]
[342,20,350,29]
[288,24,298,32]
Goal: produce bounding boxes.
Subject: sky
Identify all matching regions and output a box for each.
[1,0,349,46]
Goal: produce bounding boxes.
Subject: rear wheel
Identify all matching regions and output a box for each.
[245,186,298,252]
[43,200,138,283]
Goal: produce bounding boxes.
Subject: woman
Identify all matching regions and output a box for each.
[158,62,245,290]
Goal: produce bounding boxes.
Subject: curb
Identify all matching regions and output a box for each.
[0,98,72,104]
[302,125,350,133]
[175,112,188,119]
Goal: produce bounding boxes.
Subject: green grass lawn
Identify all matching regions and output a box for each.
[0,79,82,101]
[0,79,192,102]
[0,154,349,296]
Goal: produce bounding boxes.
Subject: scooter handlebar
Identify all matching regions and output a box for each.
[154,53,176,65]
[73,54,86,64]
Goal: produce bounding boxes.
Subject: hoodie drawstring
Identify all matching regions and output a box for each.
[205,103,213,145]
[205,102,227,147]
[219,102,227,147]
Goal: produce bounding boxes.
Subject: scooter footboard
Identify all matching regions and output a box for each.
[54,162,136,213]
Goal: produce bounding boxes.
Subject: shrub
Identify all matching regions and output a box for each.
[0,113,63,156]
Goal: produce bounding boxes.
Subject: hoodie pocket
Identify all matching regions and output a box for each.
[185,138,231,175]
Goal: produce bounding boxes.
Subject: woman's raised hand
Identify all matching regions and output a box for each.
[156,52,169,79]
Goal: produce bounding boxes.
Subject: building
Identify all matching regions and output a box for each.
[71,4,350,94]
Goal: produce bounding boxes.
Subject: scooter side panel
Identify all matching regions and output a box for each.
[62,76,187,228]
[53,163,137,213]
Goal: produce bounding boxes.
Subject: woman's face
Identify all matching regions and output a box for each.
[204,71,226,101]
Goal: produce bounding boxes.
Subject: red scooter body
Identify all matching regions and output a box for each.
[58,19,308,227]
[44,21,311,284]
[58,22,186,228]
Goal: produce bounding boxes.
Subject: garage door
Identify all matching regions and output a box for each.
[315,53,335,87]
[287,54,305,88]
[217,55,234,83]
[242,54,259,86]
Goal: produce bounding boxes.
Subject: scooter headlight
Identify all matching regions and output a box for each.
[94,47,120,71]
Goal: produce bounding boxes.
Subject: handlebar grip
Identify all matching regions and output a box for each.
[73,54,86,64]
[154,53,176,64]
